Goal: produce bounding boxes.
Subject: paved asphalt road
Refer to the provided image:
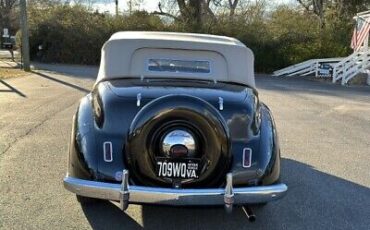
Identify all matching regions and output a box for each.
[0,65,369,230]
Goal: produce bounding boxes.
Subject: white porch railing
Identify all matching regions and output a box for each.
[332,51,370,85]
[332,52,360,83]
[273,58,343,77]
[273,52,370,85]
[273,59,314,77]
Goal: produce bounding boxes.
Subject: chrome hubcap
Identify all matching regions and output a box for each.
[162,130,196,157]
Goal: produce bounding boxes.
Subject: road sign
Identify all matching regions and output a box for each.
[3,28,9,37]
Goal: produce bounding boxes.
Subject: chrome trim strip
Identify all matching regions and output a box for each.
[64,176,121,201]
[63,175,287,206]
[136,93,141,107]
[218,97,224,111]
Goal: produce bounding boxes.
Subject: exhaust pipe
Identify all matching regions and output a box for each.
[242,206,256,222]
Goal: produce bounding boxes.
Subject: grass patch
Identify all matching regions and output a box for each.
[348,73,368,85]
[0,67,28,79]
[0,57,27,79]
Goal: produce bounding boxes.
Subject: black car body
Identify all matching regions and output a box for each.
[63,32,287,213]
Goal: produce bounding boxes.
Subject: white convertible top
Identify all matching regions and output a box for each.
[97,31,255,87]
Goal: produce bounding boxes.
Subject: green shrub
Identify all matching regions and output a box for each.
[26,4,354,73]
[28,5,165,65]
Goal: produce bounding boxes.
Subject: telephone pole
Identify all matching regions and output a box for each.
[129,0,132,15]
[20,0,30,71]
[115,0,119,16]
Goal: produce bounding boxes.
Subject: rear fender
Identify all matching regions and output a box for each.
[67,94,99,180]
[258,104,280,185]
[230,103,280,186]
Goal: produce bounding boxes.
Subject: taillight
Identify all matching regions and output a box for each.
[103,141,113,162]
[242,148,252,168]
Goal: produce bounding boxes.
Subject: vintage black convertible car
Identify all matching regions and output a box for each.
[63,32,287,219]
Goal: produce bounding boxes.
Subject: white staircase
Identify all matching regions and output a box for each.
[273,52,370,85]
[273,10,370,86]
[273,58,343,77]
[332,51,370,85]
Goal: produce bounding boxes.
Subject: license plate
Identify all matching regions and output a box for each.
[155,157,200,179]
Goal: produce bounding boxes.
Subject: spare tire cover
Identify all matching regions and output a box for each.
[125,94,231,187]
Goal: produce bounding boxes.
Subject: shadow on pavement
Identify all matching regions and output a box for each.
[32,71,90,93]
[0,79,26,97]
[32,62,98,79]
[82,201,143,229]
[81,158,370,230]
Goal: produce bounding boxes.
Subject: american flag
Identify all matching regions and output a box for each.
[351,18,370,51]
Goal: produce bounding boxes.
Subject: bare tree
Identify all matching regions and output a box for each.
[297,0,325,27]
[0,0,18,35]
[155,1,181,21]
[228,0,239,17]
[153,0,220,24]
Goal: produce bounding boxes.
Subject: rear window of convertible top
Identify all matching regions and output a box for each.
[148,59,210,74]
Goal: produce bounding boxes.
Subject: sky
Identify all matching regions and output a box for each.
[92,0,298,15]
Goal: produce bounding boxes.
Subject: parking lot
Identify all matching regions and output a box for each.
[0,65,369,229]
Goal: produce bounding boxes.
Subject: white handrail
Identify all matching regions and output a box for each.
[341,52,370,84]
[273,51,370,85]
[332,52,362,83]
[273,59,315,76]
[273,58,343,77]
[331,50,370,85]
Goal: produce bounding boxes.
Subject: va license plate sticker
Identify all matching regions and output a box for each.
[156,160,199,179]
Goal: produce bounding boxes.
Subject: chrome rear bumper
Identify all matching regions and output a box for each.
[63,170,287,210]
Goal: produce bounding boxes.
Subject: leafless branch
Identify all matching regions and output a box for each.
[152,2,180,21]
[296,0,311,12]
